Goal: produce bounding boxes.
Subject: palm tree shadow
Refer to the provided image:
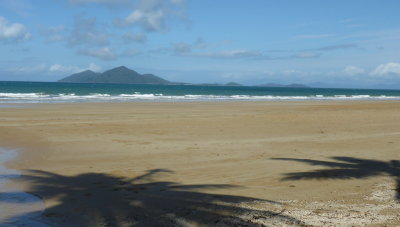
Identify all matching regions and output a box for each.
[2,168,303,226]
[272,156,400,201]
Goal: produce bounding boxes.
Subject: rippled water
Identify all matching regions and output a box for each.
[1,81,400,103]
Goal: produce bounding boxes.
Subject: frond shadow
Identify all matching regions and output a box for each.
[272,156,400,201]
[2,168,304,226]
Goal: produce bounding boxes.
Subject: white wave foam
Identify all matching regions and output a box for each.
[0,93,50,98]
[0,93,399,103]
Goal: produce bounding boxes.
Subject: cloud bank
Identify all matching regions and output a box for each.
[0,16,31,42]
[115,0,186,32]
[370,62,400,76]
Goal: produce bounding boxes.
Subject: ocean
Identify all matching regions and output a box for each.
[1,81,400,103]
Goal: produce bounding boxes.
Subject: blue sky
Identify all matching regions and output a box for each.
[1,0,400,88]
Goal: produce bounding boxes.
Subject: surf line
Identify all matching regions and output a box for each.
[0,147,49,226]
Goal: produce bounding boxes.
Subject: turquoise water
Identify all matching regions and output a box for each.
[1,81,400,103]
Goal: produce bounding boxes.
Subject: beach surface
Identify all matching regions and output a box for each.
[1,101,399,226]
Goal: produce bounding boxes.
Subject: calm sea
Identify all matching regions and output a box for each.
[1,81,400,103]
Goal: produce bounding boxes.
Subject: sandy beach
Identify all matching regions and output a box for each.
[1,101,399,226]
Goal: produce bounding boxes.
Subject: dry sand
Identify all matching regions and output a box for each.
[0,101,399,226]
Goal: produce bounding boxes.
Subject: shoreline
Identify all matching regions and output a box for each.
[2,96,400,103]
[2,98,400,107]
[1,101,399,226]
[0,147,48,226]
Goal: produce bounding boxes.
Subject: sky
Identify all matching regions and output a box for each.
[1,0,400,89]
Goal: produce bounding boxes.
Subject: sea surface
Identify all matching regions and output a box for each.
[1,81,400,103]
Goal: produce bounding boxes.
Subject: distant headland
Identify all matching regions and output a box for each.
[58,66,309,88]
[58,66,172,85]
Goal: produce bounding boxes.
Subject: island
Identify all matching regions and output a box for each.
[59,66,308,88]
[58,66,172,85]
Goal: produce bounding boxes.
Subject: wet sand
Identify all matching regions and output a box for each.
[0,101,399,226]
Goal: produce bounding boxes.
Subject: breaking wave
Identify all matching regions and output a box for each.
[0,92,400,103]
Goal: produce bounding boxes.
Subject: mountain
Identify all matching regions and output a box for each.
[198,82,243,86]
[58,66,171,84]
[58,70,101,83]
[256,83,309,88]
[285,83,309,88]
[225,82,242,86]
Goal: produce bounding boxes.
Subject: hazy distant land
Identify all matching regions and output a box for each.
[58,66,309,88]
[58,66,172,85]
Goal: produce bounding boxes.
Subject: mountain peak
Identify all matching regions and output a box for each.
[104,66,132,73]
[58,66,170,85]
[115,66,129,70]
[81,69,95,73]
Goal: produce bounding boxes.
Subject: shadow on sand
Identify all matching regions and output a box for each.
[272,156,400,201]
[2,168,303,226]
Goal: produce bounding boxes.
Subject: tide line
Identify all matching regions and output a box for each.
[0,148,49,226]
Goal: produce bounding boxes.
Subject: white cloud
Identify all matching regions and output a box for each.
[0,16,31,42]
[49,64,66,72]
[344,65,365,76]
[116,0,186,32]
[86,63,102,72]
[125,9,165,31]
[78,47,116,60]
[370,62,400,76]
